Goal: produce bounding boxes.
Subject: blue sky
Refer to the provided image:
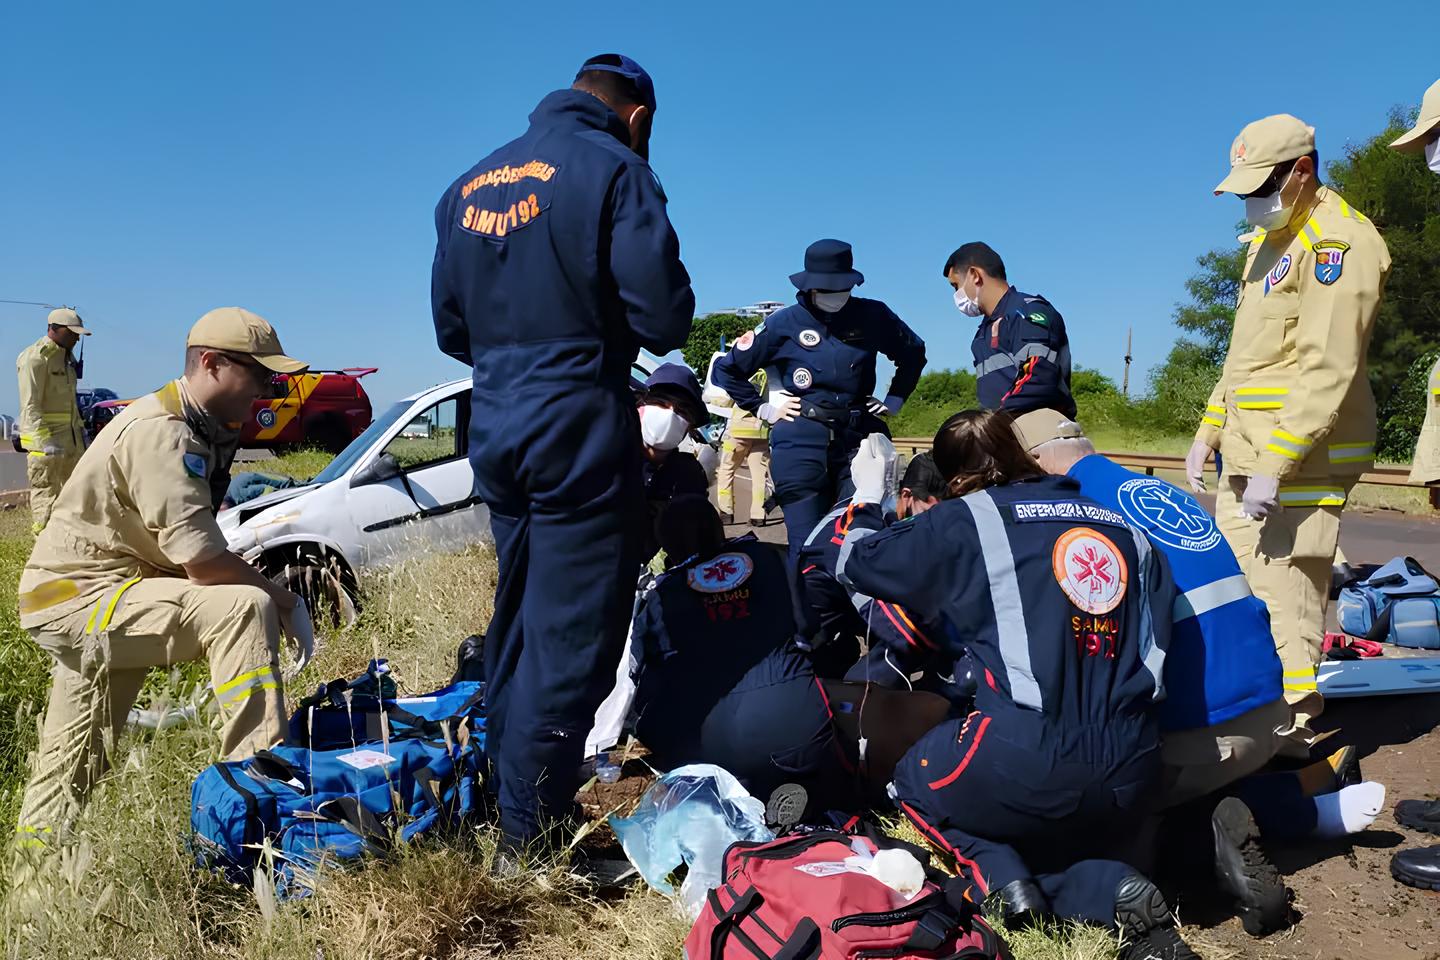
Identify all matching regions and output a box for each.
[2,0,1435,416]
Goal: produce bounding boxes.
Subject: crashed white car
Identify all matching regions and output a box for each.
[220,355,716,623]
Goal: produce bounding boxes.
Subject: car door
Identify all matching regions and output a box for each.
[344,390,486,567]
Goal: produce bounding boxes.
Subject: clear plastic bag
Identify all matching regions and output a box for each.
[609,764,774,918]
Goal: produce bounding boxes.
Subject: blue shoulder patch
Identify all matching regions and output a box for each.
[182,452,208,479]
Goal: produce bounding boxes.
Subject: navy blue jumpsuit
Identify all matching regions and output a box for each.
[431,88,694,847]
[629,537,852,803]
[797,500,956,690]
[972,288,1075,418]
[837,476,1174,925]
[711,296,925,561]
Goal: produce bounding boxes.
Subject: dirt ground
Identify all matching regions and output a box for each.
[1183,695,1440,960]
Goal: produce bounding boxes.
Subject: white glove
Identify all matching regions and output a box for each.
[1184,439,1213,494]
[849,433,897,506]
[758,392,801,424]
[41,444,61,456]
[280,598,316,675]
[1240,475,1281,520]
[865,397,890,418]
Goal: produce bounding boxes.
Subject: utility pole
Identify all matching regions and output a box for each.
[1122,327,1133,397]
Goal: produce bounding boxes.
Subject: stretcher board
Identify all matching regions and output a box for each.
[1317,656,1440,698]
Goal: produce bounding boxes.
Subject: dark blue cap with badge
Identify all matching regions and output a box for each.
[576,53,657,112]
[643,362,706,426]
[789,239,866,291]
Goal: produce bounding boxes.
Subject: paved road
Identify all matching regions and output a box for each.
[720,468,1440,571]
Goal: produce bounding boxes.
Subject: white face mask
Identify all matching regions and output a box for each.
[953,283,983,317]
[811,290,852,313]
[1244,168,1296,231]
[1426,136,1440,174]
[640,404,689,450]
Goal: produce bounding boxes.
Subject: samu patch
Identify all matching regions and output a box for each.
[1314,240,1349,285]
[182,453,208,479]
[1052,527,1128,615]
[735,330,756,352]
[688,551,754,593]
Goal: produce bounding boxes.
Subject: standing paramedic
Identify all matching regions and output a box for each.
[711,239,926,560]
[16,308,91,533]
[431,54,695,854]
[945,242,1075,418]
[1184,115,1389,757]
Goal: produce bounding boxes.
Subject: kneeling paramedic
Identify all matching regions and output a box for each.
[636,363,710,563]
[838,411,1195,958]
[14,308,309,854]
[799,452,964,694]
[627,495,854,817]
[430,55,694,851]
[711,239,926,562]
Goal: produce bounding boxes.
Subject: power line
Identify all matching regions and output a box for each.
[0,298,61,309]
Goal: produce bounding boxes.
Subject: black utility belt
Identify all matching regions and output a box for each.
[799,401,865,428]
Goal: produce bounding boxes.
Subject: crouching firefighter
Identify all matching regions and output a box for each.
[838,411,1198,959]
[13,308,309,857]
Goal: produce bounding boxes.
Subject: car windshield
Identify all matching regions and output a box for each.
[310,400,413,486]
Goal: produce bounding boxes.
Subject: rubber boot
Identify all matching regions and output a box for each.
[1211,797,1292,936]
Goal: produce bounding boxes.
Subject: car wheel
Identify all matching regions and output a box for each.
[271,553,358,628]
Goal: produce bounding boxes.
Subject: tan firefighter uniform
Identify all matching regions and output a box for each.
[1198,115,1390,753]
[1409,358,1440,486]
[13,308,306,849]
[16,309,90,532]
[714,369,771,522]
[1390,80,1440,486]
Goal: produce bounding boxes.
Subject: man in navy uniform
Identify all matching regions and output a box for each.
[712,239,926,560]
[431,53,694,854]
[945,242,1074,418]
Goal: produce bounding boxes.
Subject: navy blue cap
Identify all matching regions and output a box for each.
[643,362,706,426]
[789,239,865,291]
[576,53,657,112]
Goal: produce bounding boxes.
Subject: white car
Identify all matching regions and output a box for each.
[220,354,715,623]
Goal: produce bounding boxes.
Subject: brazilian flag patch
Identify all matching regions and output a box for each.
[1027,312,1050,327]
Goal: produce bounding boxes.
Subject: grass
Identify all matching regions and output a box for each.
[259,447,337,481]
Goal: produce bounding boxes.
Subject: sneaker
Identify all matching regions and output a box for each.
[1114,874,1174,941]
[1211,797,1291,936]
[1118,926,1202,960]
[765,783,808,832]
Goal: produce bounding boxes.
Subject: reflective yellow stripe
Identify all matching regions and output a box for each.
[1206,405,1226,413]
[1237,401,1284,410]
[1235,387,1290,395]
[1202,415,1225,428]
[85,577,142,635]
[215,666,275,696]
[1273,428,1306,444]
[1298,219,1321,251]
[17,579,80,616]
[1339,198,1352,219]
[1278,485,1347,507]
[1265,444,1303,460]
[1284,680,1319,691]
[1328,443,1374,465]
[14,824,52,850]
[1235,387,1288,411]
[222,682,280,707]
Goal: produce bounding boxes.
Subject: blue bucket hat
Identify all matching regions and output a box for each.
[643,363,706,426]
[789,239,865,291]
[576,53,657,112]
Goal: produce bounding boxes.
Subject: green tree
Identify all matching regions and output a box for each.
[681,312,756,374]
[1326,107,1440,451]
[1172,240,1246,366]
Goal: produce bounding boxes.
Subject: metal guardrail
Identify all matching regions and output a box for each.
[890,438,1440,511]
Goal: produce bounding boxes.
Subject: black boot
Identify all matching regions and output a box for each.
[1114,875,1201,960]
[1391,844,1440,891]
[1211,797,1292,936]
[989,878,1048,929]
[719,510,735,525]
[1395,798,1440,834]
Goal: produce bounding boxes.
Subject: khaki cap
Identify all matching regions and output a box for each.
[47,307,91,336]
[187,307,307,374]
[1390,78,1440,153]
[1214,114,1315,196]
[1012,408,1086,451]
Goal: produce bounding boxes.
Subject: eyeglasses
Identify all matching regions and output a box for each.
[220,352,272,384]
[1240,159,1299,200]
